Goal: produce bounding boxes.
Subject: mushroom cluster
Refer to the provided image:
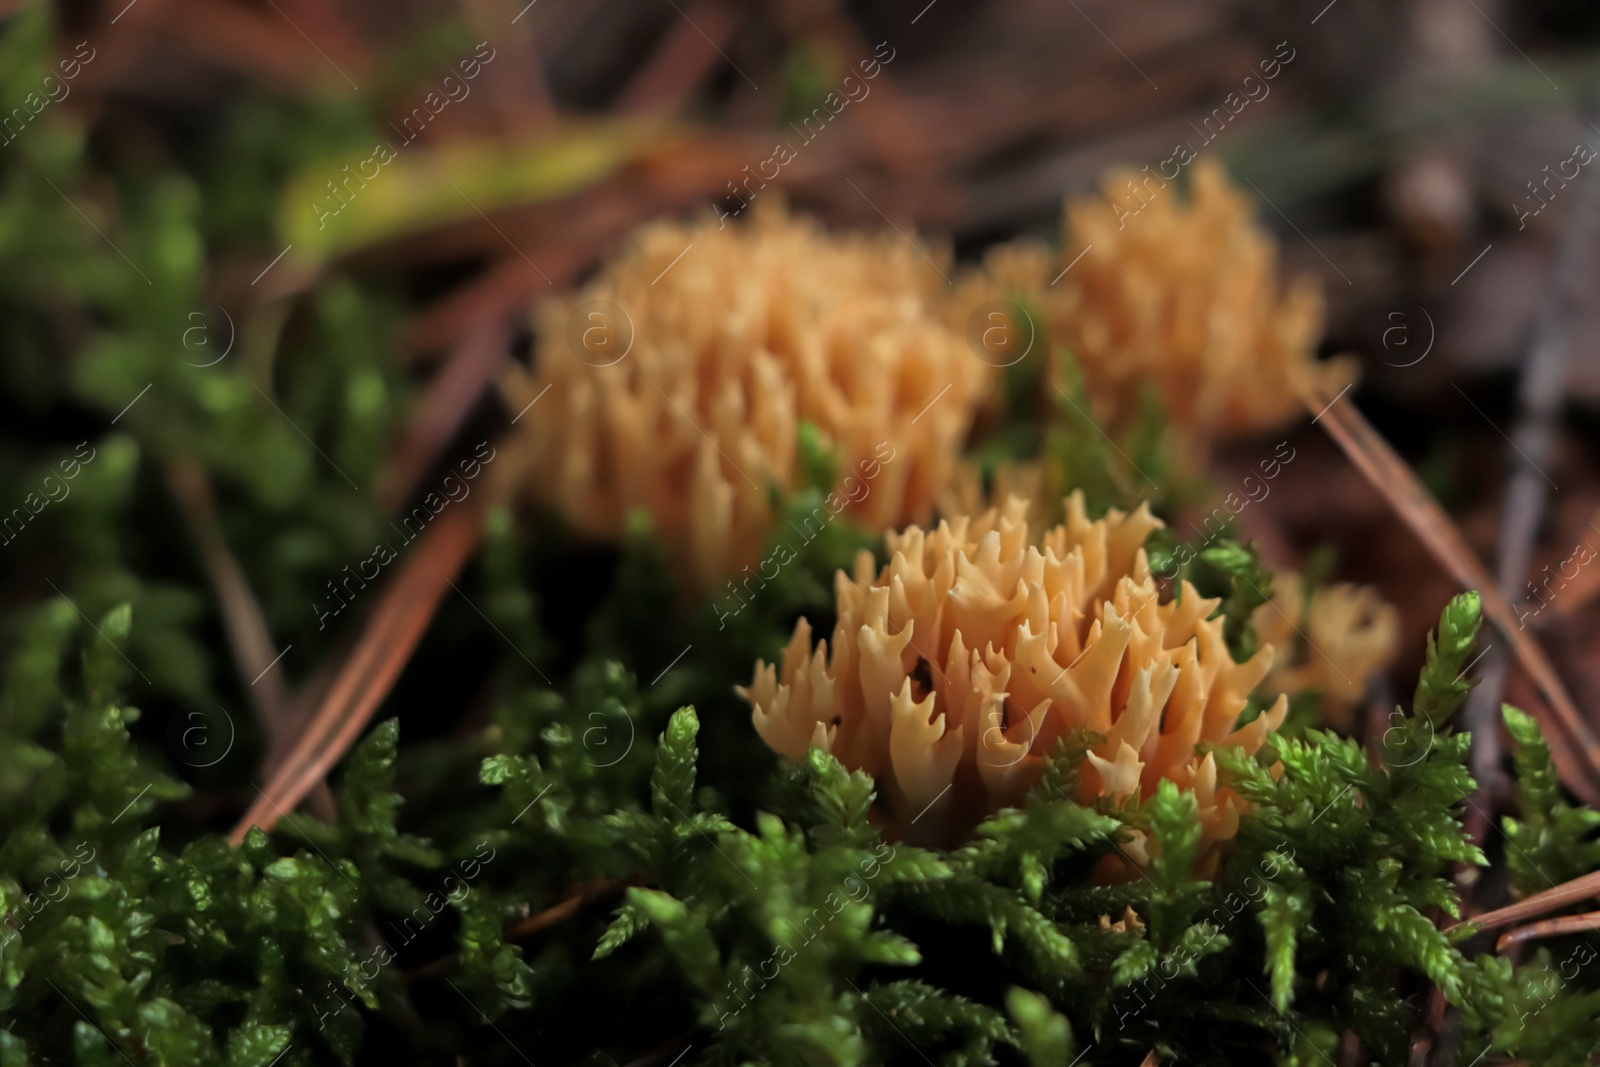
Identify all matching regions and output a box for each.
[1255,576,1399,730]
[739,493,1288,858]
[952,159,1353,442]
[499,202,985,591]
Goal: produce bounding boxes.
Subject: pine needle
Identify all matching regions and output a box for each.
[230,503,485,841]
[1305,383,1600,805]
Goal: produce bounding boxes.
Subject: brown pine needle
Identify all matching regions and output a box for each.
[230,503,485,842]
[403,256,543,359]
[1455,868,1600,935]
[402,880,627,986]
[1495,908,1600,950]
[375,315,511,511]
[1547,508,1600,620]
[503,880,626,941]
[616,0,738,116]
[165,456,291,743]
[1305,384,1600,805]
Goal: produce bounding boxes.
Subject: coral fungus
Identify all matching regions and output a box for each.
[953,159,1353,440]
[499,202,984,591]
[739,494,1288,855]
[1254,576,1398,730]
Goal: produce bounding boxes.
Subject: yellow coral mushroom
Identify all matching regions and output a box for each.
[937,461,1043,527]
[1254,577,1399,730]
[952,159,1352,440]
[498,202,985,592]
[738,493,1288,857]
